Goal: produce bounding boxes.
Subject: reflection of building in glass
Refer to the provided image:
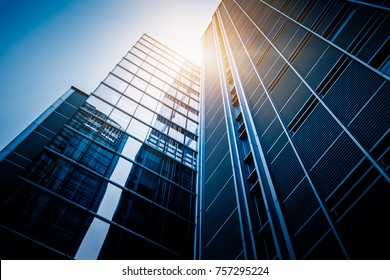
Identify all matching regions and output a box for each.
[99,139,196,259]
[99,69,199,259]
[0,34,200,260]
[2,1,388,261]
[0,87,127,258]
[198,0,390,260]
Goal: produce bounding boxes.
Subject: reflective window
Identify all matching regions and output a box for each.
[104,74,128,93]
[188,110,198,122]
[150,76,165,91]
[131,76,148,92]
[109,109,131,130]
[140,93,158,112]
[171,111,187,128]
[137,69,152,83]
[125,52,143,66]
[140,38,154,49]
[153,68,167,81]
[142,62,155,75]
[93,84,121,105]
[186,119,197,134]
[124,85,143,102]
[121,136,143,161]
[146,56,158,67]
[145,84,162,100]
[168,127,184,143]
[135,43,150,55]
[116,96,137,116]
[165,76,174,85]
[86,96,113,116]
[119,58,139,74]
[131,47,147,60]
[189,98,198,110]
[158,103,173,120]
[127,119,150,141]
[108,158,133,186]
[112,66,134,83]
[134,106,155,126]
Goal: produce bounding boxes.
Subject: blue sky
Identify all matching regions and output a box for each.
[0,0,220,150]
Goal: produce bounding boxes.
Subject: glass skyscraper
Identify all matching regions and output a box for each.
[1,1,389,261]
[0,34,200,260]
[199,0,389,260]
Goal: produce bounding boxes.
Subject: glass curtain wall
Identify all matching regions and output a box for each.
[0,34,200,260]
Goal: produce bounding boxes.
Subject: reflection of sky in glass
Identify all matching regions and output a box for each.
[0,0,209,258]
[0,0,220,151]
[75,156,134,259]
[75,43,201,258]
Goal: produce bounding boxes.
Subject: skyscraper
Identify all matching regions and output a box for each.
[1,1,389,261]
[0,34,201,260]
[199,0,389,260]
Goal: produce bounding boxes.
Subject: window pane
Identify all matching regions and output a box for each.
[105,74,128,93]
[189,98,198,110]
[131,47,147,60]
[127,119,150,141]
[109,157,133,186]
[137,69,152,83]
[116,96,137,116]
[140,94,158,111]
[119,58,139,74]
[145,85,162,100]
[150,76,165,89]
[140,38,154,49]
[125,52,143,66]
[146,56,158,67]
[86,96,113,116]
[134,106,155,126]
[131,76,148,91]
[124,85,143,102]
[121,137,143,160]
[168,128,184,143]
[187,119,197,134]
[171,112,186,128]
[112,66,134,83]
[93,84,121,105]
[109,108,131,130]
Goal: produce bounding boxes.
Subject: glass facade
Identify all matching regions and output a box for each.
[0,34,200,260]
[200,0,390,260]
[1,2,389,261]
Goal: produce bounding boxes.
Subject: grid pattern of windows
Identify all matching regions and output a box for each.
[91,34,200,260]
[201,0,390,260]
[90,36,199,156]
[0,35,200,260]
